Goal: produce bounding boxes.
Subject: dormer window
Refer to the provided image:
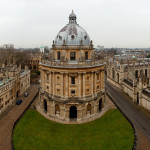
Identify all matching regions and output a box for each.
[59,36,62,40]
[71,35,75,40]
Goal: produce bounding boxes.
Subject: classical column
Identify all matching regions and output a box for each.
[102,70,104,89]
[100,70,102,90]
[43,71,46,91]
[78,73,82,97]
[60,72,64,97]
[49,72,51,95]
[65,73,69,98]
[83,72,86,97]
[94,72,97,93]
[91,72,94,95]
[52,72,55,95]
[40,70,43,90]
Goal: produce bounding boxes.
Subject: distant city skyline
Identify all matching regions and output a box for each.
[0,0,150,48]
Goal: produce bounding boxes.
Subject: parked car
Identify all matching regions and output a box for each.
[16,100,22,105]
[24,92,28,97]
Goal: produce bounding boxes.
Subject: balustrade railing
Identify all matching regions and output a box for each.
[40,60,105,67]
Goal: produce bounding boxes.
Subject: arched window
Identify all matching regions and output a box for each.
[71,35,75,40]
[137,92,139,104]
[87,104,92,115]
[117,73,119,82]
[55,104,60,116]
[145,69,147,77]
[44,99,47,112]
[85,51,88,60]
[112,70,115,80]
[99,99,102,112]
[135,70,138,78]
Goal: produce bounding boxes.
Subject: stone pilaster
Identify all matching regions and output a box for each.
[100,70,102,90]
[78,73,81,97]
[60,72,64,97]
[83,72,86,97]
[52,72,55,95]
[49,72,51,94]
[65,73,69,98]
[94,72,97,93]
[91,72,94,95]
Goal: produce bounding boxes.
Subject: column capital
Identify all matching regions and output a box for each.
[60,72,65,74]
[64,72,69,75]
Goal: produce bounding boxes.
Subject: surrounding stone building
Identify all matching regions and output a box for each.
[39,11,106,123]
[106,56,150,111]
[24,53,42,70]
[0,63,30,114]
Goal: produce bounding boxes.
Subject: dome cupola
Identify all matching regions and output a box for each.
[55,11,90,46]
[69,10,77,24]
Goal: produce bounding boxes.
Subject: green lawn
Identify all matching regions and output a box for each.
[13,109,134,150]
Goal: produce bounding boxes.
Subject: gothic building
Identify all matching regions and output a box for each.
[0,63,30,114]
[106,57,150,111]
[39,11,106,123]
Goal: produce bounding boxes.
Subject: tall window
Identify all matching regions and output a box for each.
[85,51,88,60]
[112,70,115,80]
[135,70,138,78]
[117,73,119,82]
[47,74,49,81]
[140,70,143,76]
[71,77,75,84]
[145,69,147,77]
[57,51,60,60]
[97,73,99,81]
[70,52,76,60]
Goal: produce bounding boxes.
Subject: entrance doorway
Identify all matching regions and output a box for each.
[99,99,102,112]
[69,106,77,120]
[44,99,47,112]
[137,92,139,104]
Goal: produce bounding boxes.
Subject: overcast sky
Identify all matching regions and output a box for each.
[0,0,150,48]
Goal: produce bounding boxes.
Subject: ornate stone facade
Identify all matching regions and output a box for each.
[106,57,150,111]
[39,11,106,123]
[24,53,42,70]
[0,64,30,114]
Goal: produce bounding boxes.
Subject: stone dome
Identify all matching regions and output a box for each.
[55,11,90,46]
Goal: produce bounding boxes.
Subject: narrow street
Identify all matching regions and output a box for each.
[0,85,39,150]
[106,81,150,150]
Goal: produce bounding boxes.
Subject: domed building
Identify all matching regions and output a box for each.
[39,11,106,123]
